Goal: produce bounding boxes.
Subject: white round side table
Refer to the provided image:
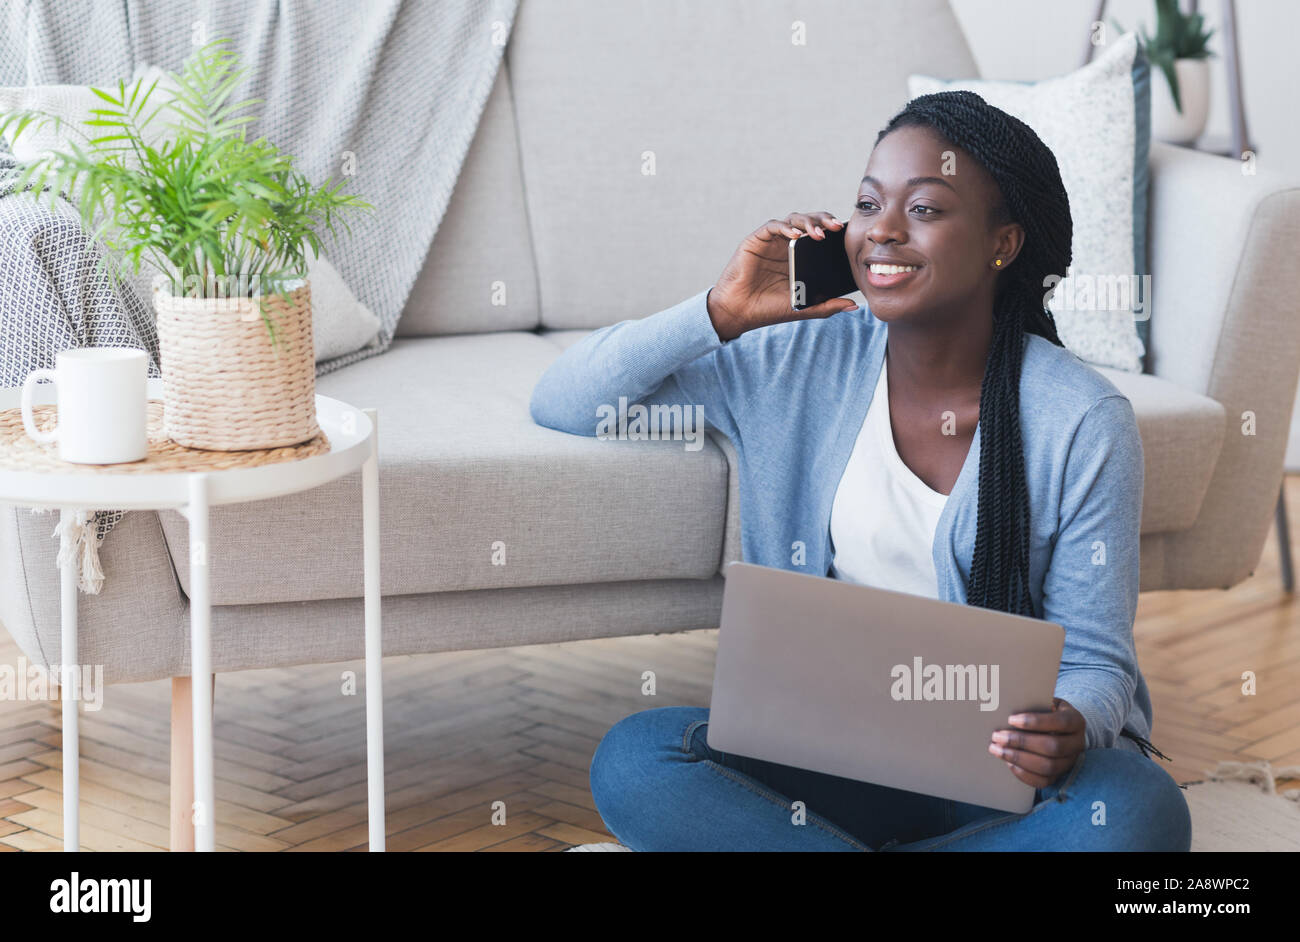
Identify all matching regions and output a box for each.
[0,377,386,852]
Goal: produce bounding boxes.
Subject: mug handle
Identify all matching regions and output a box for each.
[21,368,59,444]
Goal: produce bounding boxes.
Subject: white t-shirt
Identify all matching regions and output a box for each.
[829,356,950,598]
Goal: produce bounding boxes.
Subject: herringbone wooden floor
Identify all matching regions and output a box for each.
[4,477,1300,851]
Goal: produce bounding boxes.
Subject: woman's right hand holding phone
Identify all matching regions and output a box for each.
[706,211,860,342]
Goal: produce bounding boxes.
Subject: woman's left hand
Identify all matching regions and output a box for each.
[988,698,1086,789]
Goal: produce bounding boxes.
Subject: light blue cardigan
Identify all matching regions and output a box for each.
[530,286,1159,758]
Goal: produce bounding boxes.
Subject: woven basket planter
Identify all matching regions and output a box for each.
[154,281,320,451]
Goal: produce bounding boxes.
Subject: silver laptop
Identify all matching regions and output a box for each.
[706,561,1065,814]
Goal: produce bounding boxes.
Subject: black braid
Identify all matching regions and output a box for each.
[875,90,1072,619]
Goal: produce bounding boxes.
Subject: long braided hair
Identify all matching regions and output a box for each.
[875,91,1072,618]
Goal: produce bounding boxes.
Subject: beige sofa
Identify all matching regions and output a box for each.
[3,0,1299,775]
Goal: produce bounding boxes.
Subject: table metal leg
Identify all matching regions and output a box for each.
[187,474,215,852]
[362,408,385,850]
[58,508,79,852]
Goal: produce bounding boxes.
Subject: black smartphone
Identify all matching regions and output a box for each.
[789,225,858,311]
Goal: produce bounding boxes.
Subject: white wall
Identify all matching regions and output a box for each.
[949,0,1300,467]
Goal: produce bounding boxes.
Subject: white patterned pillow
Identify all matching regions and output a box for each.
[909,33,1151,373]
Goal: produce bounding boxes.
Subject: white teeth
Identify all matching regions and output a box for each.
[869,263,919,275]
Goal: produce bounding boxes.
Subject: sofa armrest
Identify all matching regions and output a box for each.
[1141,142,1300,587]
[1146,141,1300,401]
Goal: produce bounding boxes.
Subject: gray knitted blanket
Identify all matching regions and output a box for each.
[0,0,517,592]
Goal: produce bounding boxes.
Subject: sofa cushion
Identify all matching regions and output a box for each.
[155,332,729,605]
[506,0,977,330]
[1093,365,1225,533]
[397,61,540,336]
[539,327,744,573]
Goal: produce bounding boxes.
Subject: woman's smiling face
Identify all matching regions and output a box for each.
[844,124,1022,324]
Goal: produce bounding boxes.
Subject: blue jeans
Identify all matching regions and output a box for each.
[589,706,1193,851]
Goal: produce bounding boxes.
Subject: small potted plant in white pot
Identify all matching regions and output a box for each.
[1,39,369,450]
[1125,0,1216,145]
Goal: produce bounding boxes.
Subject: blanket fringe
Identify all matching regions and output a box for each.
[1202,759,1300,802]
[50,510,105,595]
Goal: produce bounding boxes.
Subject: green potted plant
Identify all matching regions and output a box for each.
[1121,0,1215,145]
[0,39,370,451]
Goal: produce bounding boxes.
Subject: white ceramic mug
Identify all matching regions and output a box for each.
[21,348,149,464]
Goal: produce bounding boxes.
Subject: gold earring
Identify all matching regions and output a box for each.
[994,258,1003,267]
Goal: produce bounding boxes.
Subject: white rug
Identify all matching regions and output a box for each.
[1183,760,1300,852]
[566,761,1300,852]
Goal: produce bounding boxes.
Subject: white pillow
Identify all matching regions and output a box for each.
[0,67,380,363]
[0,64,176,164]
[304,251,382,362]
[909,33,1150,373]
